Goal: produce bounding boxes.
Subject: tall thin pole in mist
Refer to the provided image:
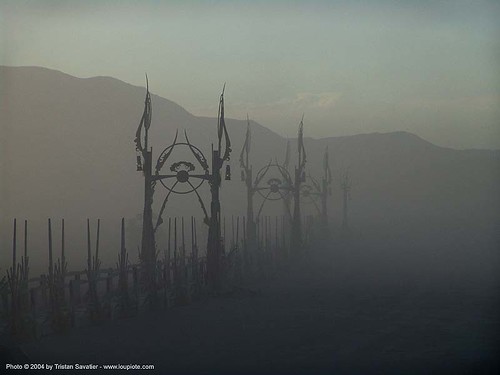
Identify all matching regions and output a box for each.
[12,219,17,278]
[119,217,128,296]
[134,77,157,306]
[174,217,178,288]
[206,86,232,291]
[61,219,65,269]
[181,217,186,280]
[282,140,292,229]
[48,218,53,279]
[236,216,240,247]
[95,219,100,270]
[24,219,29,281]
[87,219,91,275]
[24,220,27,264]
[239,116,256,266]
[168,217,171,267]
[307,146,333,240]
[191,216,195,260]
[322,146,332,232]
[291,118,307,256]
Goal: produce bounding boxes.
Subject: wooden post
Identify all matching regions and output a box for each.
[167,217,171,288]
[61,219,65,270]
[174,217,177,288]
[236,217,240,246]
[255,218,259,250]
[265,216,268,253]
[119,217,128,295]
[95,219,100,271]
[206,89,231,292]
[86,219,92,279]
[181,217,189,303]
[182,217,186,280]
[12,219,16,278]
[48,219,53,280]
[240,119,256,270]
[24,220,28,278]
[242,216,247,272]
[223,216,226,253]
[10,219,18,321]
[275,216,278,262]
[139,140,156,305]
[291,120,306,257]
[191,216,197,292]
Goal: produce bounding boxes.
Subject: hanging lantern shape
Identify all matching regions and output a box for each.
[136,152,143,171]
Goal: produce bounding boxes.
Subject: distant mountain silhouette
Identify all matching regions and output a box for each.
[1,66,499,270]
[0,66,286,220]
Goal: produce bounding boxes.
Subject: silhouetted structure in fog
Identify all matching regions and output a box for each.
[301,146,332,240]
[134,77,157,307]
[239,117,256,266]
[291,118,307,256]
[240,116,294,269]
[135,80,231,293]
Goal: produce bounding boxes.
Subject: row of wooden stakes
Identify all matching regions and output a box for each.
[1,214,310,340]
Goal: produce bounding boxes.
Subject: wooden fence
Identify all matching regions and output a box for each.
[1,213,320,339]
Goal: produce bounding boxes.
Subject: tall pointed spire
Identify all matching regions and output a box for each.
[240,115,251,169]
[217,84,231,161]
[283,139,290,170]
[134,75,152,154]
[323,145,331,183]
[298,115,306,169]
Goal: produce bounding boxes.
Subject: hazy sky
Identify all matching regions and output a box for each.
[1,0,499,149]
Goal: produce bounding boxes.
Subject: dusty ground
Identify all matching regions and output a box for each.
[15,231,500,374]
